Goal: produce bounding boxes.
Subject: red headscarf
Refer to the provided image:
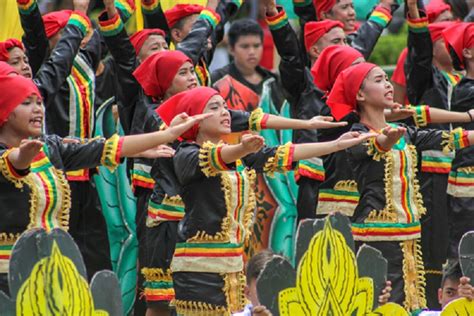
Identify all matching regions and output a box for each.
[130,28,167,55]
[311,45,364,92]
[157,87,218,140]
[164,4,204,29]
[313,0,337,21]
[133,50,192,100]
[304,20,344,52]
[426,0,451,23]
[0,39,24,62]
[0,62,18,76]
[443,22,474,69]
[42,10,73,38]
[428,21,455,43]
[0,74,41,125]
[327,62,377,121]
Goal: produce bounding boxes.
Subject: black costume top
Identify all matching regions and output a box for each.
[0,134,122,274]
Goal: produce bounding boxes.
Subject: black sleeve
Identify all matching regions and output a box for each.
[268,9,307,100]
[347,5,396,60]
[17,0,49,76]
[141,0,170,32]
[34,23,85,107]
[405,15,434,105]
[176,9,220,65]
[98,12,141,135]
[173,143,207,185]
[242,143,297,173]
[229,110,251,132]
[79,30,102,73]
[46,134,122,171]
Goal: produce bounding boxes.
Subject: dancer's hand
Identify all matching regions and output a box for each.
[378,281,392,305]
[241,134,265,155]
[335,131,377,150]
[307,116,348,129]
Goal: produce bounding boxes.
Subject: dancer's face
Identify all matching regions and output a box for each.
[7,47,32,79]
[4,94,44,138]
[357,67,395,110]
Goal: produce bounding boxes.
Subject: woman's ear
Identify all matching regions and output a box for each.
[462,47,473,60]
[356,90,365,103]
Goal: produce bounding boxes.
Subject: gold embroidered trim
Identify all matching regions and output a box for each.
[141,268,173,282]
[186,216,231,243]
[366,150,397,223]
[366,138,387,162]
[458,166,474,173]
[334,180,358,192]
[0,233,20,245]
[263,142,293,177]
[174,299,229,315]
[222,272,247,313]
[441,129,468,154]
[425,269,443,275]
[199,141,226,178]
[100,134,121,172]
[248,108,265,132]
[0,149,25,189]
[400,239,427,311]
[243,170,256,245]
[409,146,426,217]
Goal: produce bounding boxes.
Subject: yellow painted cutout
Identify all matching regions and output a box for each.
[16,242,108,315]
[441,297,474,315]
[279,220,409,315]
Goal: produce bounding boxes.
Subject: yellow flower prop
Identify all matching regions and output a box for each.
[279,219,408,315]
[16,241,108,316]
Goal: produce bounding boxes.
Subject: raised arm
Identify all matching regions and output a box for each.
[348,1,395,60]
[405,0,434,105]
[141,0,170,31]
[34,11,92,106]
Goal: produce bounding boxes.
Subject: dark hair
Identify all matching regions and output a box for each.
[441,260,463,288]
[171,15,195,31]
[228,19,264,48]
[245,249,274,283]
[446,0,469,20]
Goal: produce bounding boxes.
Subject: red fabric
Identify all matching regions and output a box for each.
[42,10,73,38]
[156,87,218,140]
[164,4,204,29]
[258,20,275,70]
[426,0,451,23]
[304,20,344,52]
[443,22,474,69]
[327,62,377,121]
[392,47,408,87]
[0,39,24,62]
[130,28,166,55]
[133,50,192,100]
[0,62,18,76]
[311,45,363,92]
[0,75,41,125]
[428,21,455,43]
[313,0,337,21]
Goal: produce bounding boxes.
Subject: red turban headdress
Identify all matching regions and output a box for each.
[304,20,344,52]
[0,39,24,62]
[133,50,192,99]
[130,28,166,55]
[326,62,377,121]
[0,75,41,125]
[156,87,218,140]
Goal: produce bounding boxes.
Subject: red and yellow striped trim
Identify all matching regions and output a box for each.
[369,6,392,28]
[148,198,185,222]
[0,244,13,260]
[141,0,159,14]
[352,221,421,241]
[17,0,37,15]
[66,169,90,181]
[174,243,243,258]
[144,288,175,302]
[411,105,431,127]
[264,143,295,175]
[68,12,92,37]
[266,9,289,31]
[407,17,429,33]
[100,134,123,172]
[318,191,359,204]
[115,0,135,19]
[292,0,312,7]
[450,128,470,150]
[3,150,28,180]
[99,12,124,37]
[200,9,221,29]
[398,150,414,223]
[249,108,269,132]
[297,160,325,181]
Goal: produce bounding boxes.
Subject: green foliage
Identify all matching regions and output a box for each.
[368,24,408,66]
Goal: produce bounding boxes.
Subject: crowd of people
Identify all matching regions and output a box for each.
[1,0,474,315]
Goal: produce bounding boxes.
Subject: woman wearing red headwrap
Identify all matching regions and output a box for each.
[0,39,31,78]
[443,22,474,266]
[0,73,208,295]
[405,1,465,305]
[154,87,372,315]
[330,62,474,311]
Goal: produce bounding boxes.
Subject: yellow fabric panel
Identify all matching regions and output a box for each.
[135,0,144,31]
[0,0,23,41]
